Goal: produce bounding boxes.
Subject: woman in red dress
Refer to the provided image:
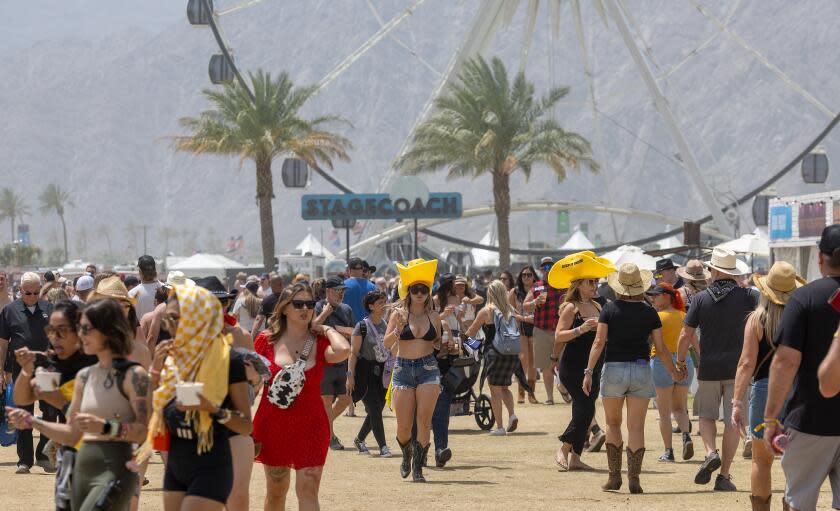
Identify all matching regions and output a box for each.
[253,282,350,511]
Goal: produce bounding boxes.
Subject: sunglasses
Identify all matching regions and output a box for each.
[521,272,534,278]
[77,324,95,335]
[581,279,598,286]
[409,284,429,295]
[291,300,317,310]
[45,325,73,339]
[22,291,39,296]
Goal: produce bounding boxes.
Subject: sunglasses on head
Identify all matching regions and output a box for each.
[291,299,317,310]
[409,284,429,295]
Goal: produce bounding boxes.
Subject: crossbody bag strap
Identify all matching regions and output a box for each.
[299,336,316,362]
[752,345,775,379]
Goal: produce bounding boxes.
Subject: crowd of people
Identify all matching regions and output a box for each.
[0,225,839,510]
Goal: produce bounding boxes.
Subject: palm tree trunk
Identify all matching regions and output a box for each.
[10,217,15,244]
[59,214,68,263]
[255,158,276,272]
[492,169,512,269]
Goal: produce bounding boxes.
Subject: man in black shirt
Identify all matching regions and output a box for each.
[764,225,840,511]
[313,276,355,450]
[250,274,285,340]
[0,272,54,474]
[677,248,759,491]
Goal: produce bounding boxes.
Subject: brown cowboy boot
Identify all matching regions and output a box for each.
[602,443,623,491]
[626,446,646,494]
[750,495,771,511]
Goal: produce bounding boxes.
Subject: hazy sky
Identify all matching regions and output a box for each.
[0,0,184,49]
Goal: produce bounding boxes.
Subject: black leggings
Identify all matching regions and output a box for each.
[357,364,387,448]
[558,367,600,455]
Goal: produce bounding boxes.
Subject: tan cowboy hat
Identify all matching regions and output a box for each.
[607,263,653,297]
[90,276,135,305]
[676,259,711,282]
[704,247,747,276]
[754,261,805,305]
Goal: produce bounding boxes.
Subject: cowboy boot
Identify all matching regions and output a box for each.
[397,438,413,479]
[527,378,539,404]
[749,495,771,511]
[412,441,430,483]
[602,443,623,491]
[626,446,646,494]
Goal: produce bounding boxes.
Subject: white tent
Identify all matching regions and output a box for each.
[169,253,244,280]
[715,230,770,257]
[471,230,499,267]
[560,229,595,250]
[601,245,658,271]
[295,233,334,259]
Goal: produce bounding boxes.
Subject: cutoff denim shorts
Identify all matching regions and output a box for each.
[600,360,655,399]
[651,353,694,388]
[749,377,790,439]
[392,354,441,389]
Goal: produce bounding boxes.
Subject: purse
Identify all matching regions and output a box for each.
[267,336,316,409]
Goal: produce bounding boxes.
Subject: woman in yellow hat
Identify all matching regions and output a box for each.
[731,261,803,511]
[383,259,446,483]
[549,251,614,470]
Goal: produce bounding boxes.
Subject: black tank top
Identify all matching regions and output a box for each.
[560,310,600,372]
[753,330,774,381]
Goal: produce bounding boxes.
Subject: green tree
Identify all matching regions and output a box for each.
[0,243,41,267]
[0,187,30,244]
[174,70,352,270]
[39,183,74,264]
[396,56,598,268]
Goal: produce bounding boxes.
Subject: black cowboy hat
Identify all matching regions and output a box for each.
[655,258,679,273]
[194,276,238,300]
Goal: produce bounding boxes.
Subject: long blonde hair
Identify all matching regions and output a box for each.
[486,280,514,321]
[748,293,784,348]
[241,288,261,317]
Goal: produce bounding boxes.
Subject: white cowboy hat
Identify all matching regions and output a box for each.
[166,270,195,287]
[704,247,748,276]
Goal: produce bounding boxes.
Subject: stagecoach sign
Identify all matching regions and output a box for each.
[301,192,462,221]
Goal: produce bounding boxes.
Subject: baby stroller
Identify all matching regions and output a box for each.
[444,346,495,431]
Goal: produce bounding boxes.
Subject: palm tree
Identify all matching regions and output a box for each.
[396,56,598,268]
[174,70,352,270]
[0,187,30,244]
[39,183,74,263]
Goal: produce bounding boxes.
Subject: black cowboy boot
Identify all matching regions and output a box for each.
[397,438,413,479]
[412,441,430,483]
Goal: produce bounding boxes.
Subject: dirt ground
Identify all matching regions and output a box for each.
[1,384,834,510]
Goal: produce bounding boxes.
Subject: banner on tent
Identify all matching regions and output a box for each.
[769,205,793,240]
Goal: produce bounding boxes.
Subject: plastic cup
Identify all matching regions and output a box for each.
[33,371,60,392]
[176,382,204,406]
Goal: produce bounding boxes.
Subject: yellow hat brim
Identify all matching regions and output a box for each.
[548,251,616,289]
[397,259,438,300]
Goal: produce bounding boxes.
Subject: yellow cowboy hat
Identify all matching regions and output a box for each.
[548,251,616,289]
[397,259,438,300]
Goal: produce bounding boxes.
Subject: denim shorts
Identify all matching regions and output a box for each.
[392,354,441,389]
[600,360,655,399]
[651,353,694,388]
[749,377,790,439]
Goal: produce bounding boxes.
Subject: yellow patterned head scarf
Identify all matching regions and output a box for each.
[142,284,231,457]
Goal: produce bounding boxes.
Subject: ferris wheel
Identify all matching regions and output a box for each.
[184,0,839,257]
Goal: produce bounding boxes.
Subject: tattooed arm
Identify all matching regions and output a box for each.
[120,366,151,443]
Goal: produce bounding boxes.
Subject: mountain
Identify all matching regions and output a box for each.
[0,0,838,265]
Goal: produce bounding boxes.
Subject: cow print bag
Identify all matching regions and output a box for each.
[267,336,316,409]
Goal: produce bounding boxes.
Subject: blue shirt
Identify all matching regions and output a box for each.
[343,277,375,322]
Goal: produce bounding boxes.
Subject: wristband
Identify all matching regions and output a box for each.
[583,368,594,376]
[549,354,560,362]
[108,420,121,439]
[23,413,34,430]
[148,368,161,377]
[573,326,580,337]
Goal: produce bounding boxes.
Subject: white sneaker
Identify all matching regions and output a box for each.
[507,414,519,433]
[488,427,507,436]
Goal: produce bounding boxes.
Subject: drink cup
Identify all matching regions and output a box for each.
[771,432,789,454]
[33,370,60,392]
[176,382,205,406]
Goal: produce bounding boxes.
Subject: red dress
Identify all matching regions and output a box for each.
[253,332,331,468]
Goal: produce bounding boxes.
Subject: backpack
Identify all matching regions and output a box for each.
[492,309,521,355]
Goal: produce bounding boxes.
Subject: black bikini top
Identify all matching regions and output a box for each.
[400,313,437,341]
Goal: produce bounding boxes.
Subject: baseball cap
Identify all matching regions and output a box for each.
[245,281,260,294]
[325,275,346,289]
[819,225,840,255]
[76,275,94,292]
[347,257,364,270]
[137,255,156,271]
[645,285,675,297]
[540,256,554,266]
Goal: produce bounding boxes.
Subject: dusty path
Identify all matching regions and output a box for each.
[1,385,834,510]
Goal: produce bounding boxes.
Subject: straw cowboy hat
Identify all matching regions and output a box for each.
[548,251,616,289]
[607,263,653,297]
[676,259,711,282]
[396,258,438,299]
[704,247,748,276]
[166,270,195,287]
[90,276,135,305]
[754,261,805,305]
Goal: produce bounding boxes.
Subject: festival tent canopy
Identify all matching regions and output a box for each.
[560,229,595,250]
[471,230,499,267]
[169,253,245,280]
[601,245,658,271]
[295,233,334,259]
[715,229,770,257]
